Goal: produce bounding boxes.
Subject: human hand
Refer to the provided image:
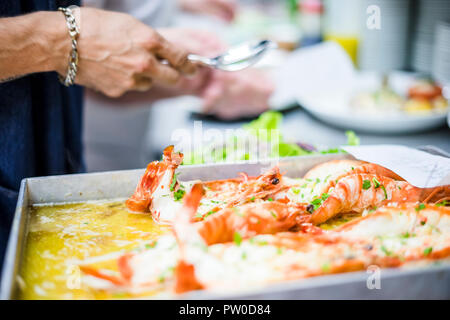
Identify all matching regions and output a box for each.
[200,69,274,120]
[179,0,237,23]
[56,8,197,97]
[156,28,226,96]
[159,29,273,119]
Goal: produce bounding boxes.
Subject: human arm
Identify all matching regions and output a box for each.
[0,7,197,97]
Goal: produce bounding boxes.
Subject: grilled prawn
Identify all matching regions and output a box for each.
[309,173,449,225]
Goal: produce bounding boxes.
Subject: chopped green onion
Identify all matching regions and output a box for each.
[372,178,381,188]
[436,200,449,207]
[173,189,185,201]
[415,203,426,212]
[381,245,392,256]
[170,173,178,191]
[362,180,371,190]
[321,193,330,201]
[233,232,242,246]
[380,185,388,200]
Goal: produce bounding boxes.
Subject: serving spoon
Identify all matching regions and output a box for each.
[187,39,278,72]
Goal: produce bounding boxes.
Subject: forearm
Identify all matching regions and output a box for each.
[0,11,69,81]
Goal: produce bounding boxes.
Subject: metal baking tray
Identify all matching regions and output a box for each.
[1,153,449,299]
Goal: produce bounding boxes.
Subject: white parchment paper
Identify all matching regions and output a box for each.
[342,145,450,188]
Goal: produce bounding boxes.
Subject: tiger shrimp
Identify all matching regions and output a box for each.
[226,166,285,207]
[125,145,184,223]
[309,173,449,225]
[197,201,312,245]
[192,166,287,220]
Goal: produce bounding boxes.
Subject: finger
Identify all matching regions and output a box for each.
[154,35,197,75]
[143,55,181,85]
[133,75,153,92]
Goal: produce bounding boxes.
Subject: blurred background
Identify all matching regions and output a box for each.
[83,0,450,172]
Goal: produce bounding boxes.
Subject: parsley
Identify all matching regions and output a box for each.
[204,211,215,218]
[173,189,185,201]
[362,180,371,190]
[250,196,255,202]
[311,198,322,211]
[145,241,157,249]
[270,211,277,218]
[233,232,242,246]
[309,193,330,211]
[381,245,392,256]
[291,188,301,195]
[436,200,449,207]
[321,263,331,272]
[415,203,426,212]
[267,197,274,202]
[423,247,433,256]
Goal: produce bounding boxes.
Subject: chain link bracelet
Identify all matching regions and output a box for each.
[58,6,80,87]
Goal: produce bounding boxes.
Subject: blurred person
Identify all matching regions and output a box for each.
[83,0,273,171]
[0,0,201,268]
[179,0,238,22]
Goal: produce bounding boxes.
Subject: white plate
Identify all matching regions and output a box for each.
[295,72,449,134]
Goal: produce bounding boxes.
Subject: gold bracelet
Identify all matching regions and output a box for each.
[58,6,80,87]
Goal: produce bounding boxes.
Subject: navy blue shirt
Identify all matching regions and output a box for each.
[0,0,84,268]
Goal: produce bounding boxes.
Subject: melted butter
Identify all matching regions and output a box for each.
[18,200,361,299]
[319,212,362,230]
[18,200,169,300]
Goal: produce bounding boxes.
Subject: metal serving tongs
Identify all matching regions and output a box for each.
[187,39,278,72]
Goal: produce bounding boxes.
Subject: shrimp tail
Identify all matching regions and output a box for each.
[174,261,205,294]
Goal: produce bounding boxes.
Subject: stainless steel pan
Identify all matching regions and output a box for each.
[2,153,449,299]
